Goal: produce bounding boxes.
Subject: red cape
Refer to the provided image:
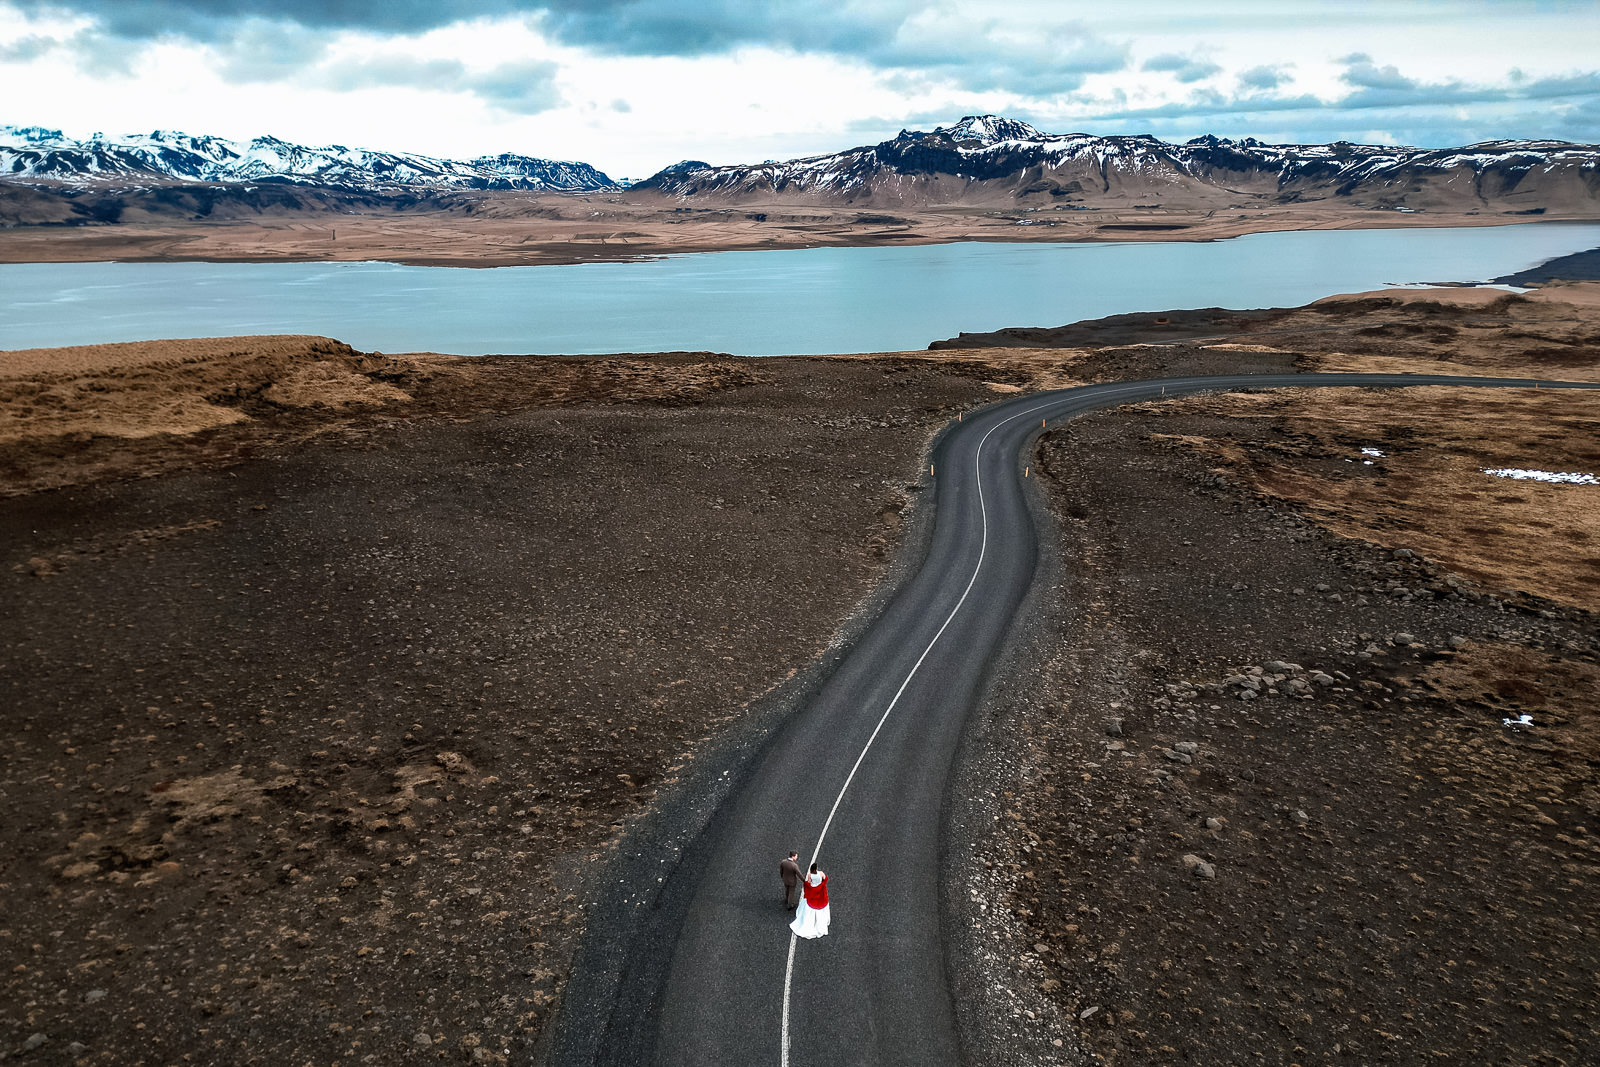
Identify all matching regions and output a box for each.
[802,874,829,908]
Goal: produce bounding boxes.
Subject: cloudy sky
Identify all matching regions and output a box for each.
[2,0,1597,179]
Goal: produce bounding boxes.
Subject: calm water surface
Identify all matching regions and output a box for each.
[2,223,1597,355]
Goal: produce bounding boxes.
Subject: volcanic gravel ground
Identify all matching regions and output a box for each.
[949,403,1600,1066]
[0,358,993,1065]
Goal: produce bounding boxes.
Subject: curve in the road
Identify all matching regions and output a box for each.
[549,372,1600,1067]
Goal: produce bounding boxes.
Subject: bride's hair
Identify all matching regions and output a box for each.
[809,862,819,874]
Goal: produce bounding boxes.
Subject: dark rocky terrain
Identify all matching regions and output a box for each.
[1497,246,1600,285]
[0,351,999,1064]
[952,397,1599,1065]
[4,280,1598,1064]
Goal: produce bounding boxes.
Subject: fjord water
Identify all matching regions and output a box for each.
[3,223,1597,355]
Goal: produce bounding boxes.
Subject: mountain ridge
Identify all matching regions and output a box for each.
[0,125,618,193]
[628,115,1600,211]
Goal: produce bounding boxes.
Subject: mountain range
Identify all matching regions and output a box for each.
[630,115,1600,212]
[4,115,1598,225]
[0,126,616,192]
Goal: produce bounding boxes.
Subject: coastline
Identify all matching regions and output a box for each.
[0,204,1593,269]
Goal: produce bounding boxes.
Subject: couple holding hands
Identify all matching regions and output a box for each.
[780,850,830,939]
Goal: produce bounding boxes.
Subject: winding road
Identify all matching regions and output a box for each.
[549,372,1599,1067]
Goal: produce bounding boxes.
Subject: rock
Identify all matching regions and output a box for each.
[1392,632,1415,646]
[1393,548,1414,559]
[1104,717,1123,737]
[67,1043,88,1056]
[1181,854,1215,877]
[1080,1005,1100,1019]
[83,989,107,1003]
[1163,749,1192,764]
[414,1033,433,1048]
[1262,660,1297,674]
[1311,672,1336,687]
[1448,635,1468,649]
[1291,809,1310,825]
[1204,817,1224,831]
[1173,741,1199,755]
[23,1034,47,1052]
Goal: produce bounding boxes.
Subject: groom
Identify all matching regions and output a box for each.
[780,851,801,911]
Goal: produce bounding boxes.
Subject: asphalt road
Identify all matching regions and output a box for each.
[549,372,1600,1067]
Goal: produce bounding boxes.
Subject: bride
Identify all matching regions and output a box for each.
[790,862,830,939]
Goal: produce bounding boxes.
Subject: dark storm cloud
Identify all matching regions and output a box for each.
[9,0,525,40]
[10,0,1129,93]
[11,0,906,50]
[542,0,914,58]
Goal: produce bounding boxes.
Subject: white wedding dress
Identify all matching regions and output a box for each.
[790,871,831,939]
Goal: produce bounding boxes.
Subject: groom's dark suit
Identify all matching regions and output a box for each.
[780,855,802,910]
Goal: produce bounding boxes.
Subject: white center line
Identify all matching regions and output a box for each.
[778,395,1066,1067]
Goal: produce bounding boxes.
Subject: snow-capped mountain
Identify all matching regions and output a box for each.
[0,126,617,192]
[631,115,1600,210]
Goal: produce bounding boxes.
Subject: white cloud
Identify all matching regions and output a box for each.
[0,1,1597,176]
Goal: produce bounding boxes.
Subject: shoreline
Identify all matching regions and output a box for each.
[6,224,1599,360]
[1,208,1594,269]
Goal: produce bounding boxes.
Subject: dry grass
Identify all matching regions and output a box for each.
[0,335,426,446]
[1149,386,1600,609]
[826,347,1092,392]
[1293,285,1600,382]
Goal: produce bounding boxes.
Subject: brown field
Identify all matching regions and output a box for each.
[0,193,1591,267]
[1140,387,1600,608]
